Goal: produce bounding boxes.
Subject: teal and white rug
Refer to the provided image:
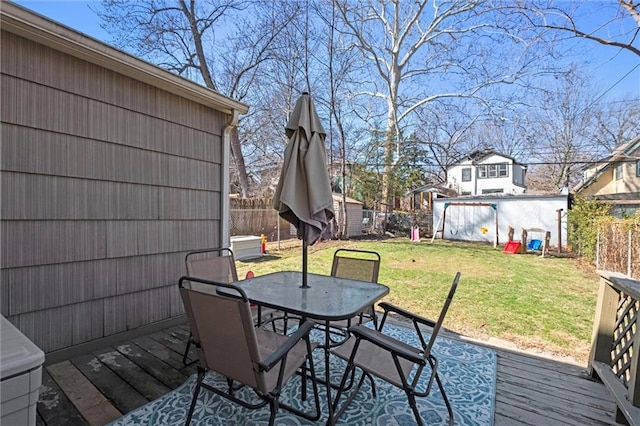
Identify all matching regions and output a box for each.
[108,323,497,425]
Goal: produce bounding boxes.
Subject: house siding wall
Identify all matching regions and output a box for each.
[1,32,226,352]
[433,195,568,247]
[448,154,526,196]
[579,165,640,197]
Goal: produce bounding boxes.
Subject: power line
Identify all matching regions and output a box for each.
[356,158,640,168]
[590,63,640,106]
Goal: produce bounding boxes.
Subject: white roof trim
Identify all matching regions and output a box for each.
[1,1,249,115]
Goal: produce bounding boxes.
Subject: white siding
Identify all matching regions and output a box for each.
[447,154,526,196]
[433,195,568,247]
[333,196,363,238]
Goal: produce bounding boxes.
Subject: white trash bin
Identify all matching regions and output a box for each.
[1,315,45,426]
[230,235,263,260]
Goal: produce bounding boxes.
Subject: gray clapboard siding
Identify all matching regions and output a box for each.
[2,31,224,134]
[1,221,107,267]
[2,220,220,268]
[2,75,223,163]
[158,187,220,220]
[115,253,184,294]
[1,17,237,353]
[1,259,116,315]
[0,125,68,175]
[12,299,105,351]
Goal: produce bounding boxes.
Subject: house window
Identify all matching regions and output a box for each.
[477,163,509,179]
[616,163,623,180]
[461,168,472,182]
[482,188,504,194]
[637,160,640,177]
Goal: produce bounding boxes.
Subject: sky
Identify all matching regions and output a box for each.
[10,0,640,102]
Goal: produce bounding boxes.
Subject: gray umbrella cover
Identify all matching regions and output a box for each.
[273,94,335,245]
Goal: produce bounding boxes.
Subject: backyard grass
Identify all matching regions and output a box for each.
[235,237,600,365]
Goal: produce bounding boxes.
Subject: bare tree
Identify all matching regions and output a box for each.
[592,97,640,153]
[96,0,301,197]
[526,68,602,190]
[332,0,554,211]
[518,0,640,57]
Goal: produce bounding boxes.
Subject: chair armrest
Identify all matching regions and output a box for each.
[378,302,436,328]
[259,320,315,371]
[348,325,424,364]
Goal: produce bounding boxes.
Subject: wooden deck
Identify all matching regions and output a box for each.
[35,319,621,426]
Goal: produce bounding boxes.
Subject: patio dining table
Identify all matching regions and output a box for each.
[228,271,389,423]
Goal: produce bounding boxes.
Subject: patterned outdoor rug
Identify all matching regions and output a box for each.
[108,323,496,425]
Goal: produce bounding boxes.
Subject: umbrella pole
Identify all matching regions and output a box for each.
[301,226,309,288]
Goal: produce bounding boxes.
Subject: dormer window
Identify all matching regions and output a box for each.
[637,160,640,177]
[615,163,623,180]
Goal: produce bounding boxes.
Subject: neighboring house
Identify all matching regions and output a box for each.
[446,149,527,196]
[573,135,640,217]
[1,3,248,354]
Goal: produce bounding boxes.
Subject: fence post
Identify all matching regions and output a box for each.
[629,229,633,278]
[596,228,600,270]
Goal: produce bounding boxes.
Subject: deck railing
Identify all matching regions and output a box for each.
[589,271,640,425]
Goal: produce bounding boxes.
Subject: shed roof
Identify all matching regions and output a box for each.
[1,1,249,115]
[332,194,363,205]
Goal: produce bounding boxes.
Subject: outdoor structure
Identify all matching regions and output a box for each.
[573,135,640,217]
[332,194,363,238]
[410,184,457,210]
[446,149,527,196]
[589,271,640,425]
[0,2,248,354]
[432,194,569,248]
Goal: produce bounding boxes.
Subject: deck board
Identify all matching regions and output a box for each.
[38,369,87,425]
[46,361,121,425]
[70,353,148,414]
[92,347,171,401]
[36,319,620,425]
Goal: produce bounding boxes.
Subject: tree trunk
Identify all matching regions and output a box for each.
[230,128,251,198]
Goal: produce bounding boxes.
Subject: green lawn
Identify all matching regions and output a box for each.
[236,238,599,364]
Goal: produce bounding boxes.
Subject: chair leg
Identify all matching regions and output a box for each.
[267,399,278,426]
[371,306,378,329]
[405,390,424,426]
[185,368,205,426]
[182,335,197,366]
[434,371,454,426]
[182,335,192,365]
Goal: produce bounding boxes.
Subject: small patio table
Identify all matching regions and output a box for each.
[228,271,389,424]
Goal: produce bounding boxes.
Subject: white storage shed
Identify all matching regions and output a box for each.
[333,194,364,239]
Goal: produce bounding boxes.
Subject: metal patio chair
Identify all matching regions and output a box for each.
[330,248,381,328]
[182,248,276,365]
[330,272,461,426]
[178,276,321,426]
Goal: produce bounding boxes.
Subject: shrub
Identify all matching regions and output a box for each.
[566,197,610,261]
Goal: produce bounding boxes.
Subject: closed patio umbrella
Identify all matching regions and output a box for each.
[273,92,334,288]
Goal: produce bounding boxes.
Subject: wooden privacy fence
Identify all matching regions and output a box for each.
[229,208,295,242]
[589,271,640,424]
[598,221,640,280]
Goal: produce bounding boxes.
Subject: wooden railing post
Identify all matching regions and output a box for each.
[589,271,640,425]
[588,274,619,377]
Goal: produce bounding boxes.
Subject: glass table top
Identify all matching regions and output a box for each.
[231,271,389,321]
